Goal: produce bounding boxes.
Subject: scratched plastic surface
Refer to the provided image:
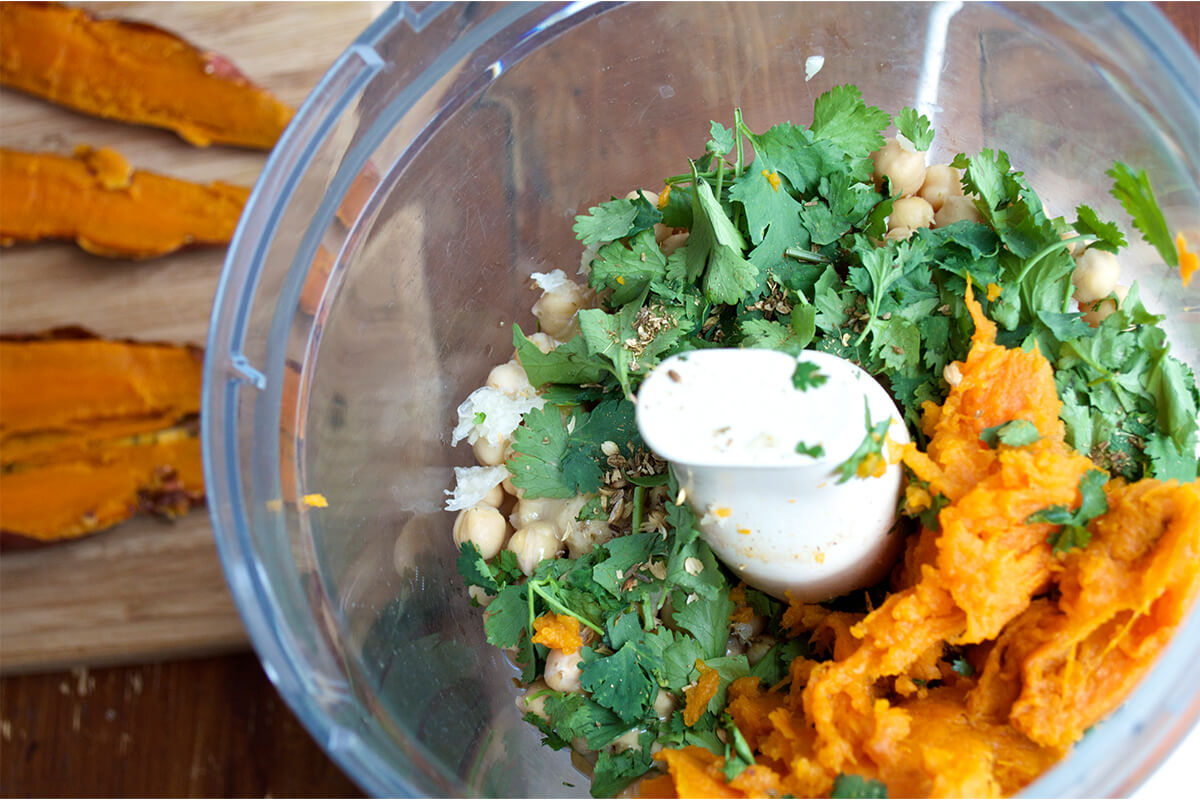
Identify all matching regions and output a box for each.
[203,3,1200,796]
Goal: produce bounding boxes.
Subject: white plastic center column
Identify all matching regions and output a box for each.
[635,349,910,601]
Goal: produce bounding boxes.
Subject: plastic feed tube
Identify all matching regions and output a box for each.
[635,349,909,601]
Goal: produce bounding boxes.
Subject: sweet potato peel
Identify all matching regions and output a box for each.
[653,286,1200,798]
[0,330,205,546]
[0,147,249,258]
[0,2,293,149]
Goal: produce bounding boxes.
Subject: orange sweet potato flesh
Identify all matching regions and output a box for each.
[0,330,205,546]
[0,147,249,258]
[0,2,293,149]
[657,286,1200,799]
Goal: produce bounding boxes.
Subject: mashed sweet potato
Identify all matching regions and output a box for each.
[653,286,1200,798]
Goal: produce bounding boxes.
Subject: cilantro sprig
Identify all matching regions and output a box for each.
[1027,469,1109,554]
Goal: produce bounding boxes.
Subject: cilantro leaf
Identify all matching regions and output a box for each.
[1072,205,1126,254]
[792,360,828,391]
[592,532,660,597]
[730,131,812,271]
[456,541,498,594]
[739,317,810,354]
[578,301,642,397]
[795,441,825,457]
[686,177,759,304]
[720,715,756,782]
[513,326,608,387]
[706,120,735,156]
[831,774,888,798]
[670,584,734,659]
[979,419,1041,449]
[893,107,934,150]
[1028,469,1109,554]
[482,583,529,649]
[1107,162,1178,267]
[508,406,575,498]
[809,85,890,156]
[509,400,640,498]
[952,657,975,677]
[580,643,658,723]
[589,228,669,306]
[591,744,654,798]
[1144,432,1199,481]
[836,400,892,483]
[749,640,809,685]
[573,195,662,246]
[543,692,631,750]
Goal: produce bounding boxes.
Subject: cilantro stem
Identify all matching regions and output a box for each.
[733,108,745,178]
[528,579,605,635]
[784,247,832,264]
[1016,234,1097,287]
[631,485,646,535]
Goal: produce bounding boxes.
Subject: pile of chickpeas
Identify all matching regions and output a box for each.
[871,137,1126,326]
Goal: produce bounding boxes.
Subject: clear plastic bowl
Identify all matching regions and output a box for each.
[203,3,1200,796]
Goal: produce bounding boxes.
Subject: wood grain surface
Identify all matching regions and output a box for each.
[1,3,1198,799]
[0,1,381,675]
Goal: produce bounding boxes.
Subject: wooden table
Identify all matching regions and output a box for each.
[2,3,1198,798]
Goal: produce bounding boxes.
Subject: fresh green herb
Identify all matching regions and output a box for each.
[1028,469,1110,554]
[836,400,892,483]
[472,411,486,425]
[893,107,934,151]
[573,194,662,246]
[792,360,828,391]
[508,399,640,498]
[720,715,756,781]
[795,441,825,458]
[1106,162,1179,268]
[952,657,975,677]
[979,419,1041,449]
[831,773,888,798]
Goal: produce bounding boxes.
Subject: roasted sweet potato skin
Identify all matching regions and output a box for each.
[0,2,293,149]
[0,330,205,547]
[0,147,249,258]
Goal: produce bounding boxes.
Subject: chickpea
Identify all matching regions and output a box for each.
[652,689,678,719]
[486,359,532,398]
[610,729,641,752]
[933,194,983,228]
[660,231,689,256]
[1071,248,1121,305]
[511,496,568,530]
[453,505,509,560]
[544,647,583,692]
[479,483,505,508]
[1081,284,1129,326]
[473,435,508,467]
[884,226,914,242]
[518,679,551,719]
[870,137,926,198]
[918,164,963,212]
[468,585,494,607]
[507,520,562,575]
[746,636,777,666]
[889,196,935,232]
[533,280,586,340]
[516,332,559,358]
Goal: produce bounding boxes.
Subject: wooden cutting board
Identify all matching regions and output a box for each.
[0,1,381,674]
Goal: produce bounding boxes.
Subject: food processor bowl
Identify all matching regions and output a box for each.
[203,2,1200,796]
